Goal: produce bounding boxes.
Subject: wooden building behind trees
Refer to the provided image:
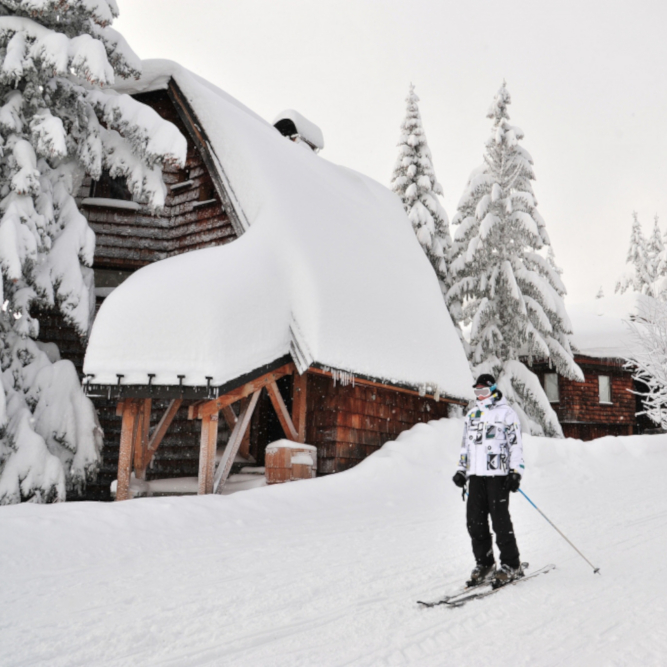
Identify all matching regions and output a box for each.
[40,60,473,501]
[529,295,648,440]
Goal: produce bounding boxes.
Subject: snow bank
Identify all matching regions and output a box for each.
[84,60,472,400]
[1,418,666,666]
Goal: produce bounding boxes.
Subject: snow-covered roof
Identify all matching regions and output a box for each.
[83,60,473,401]
[273,109,324,151]
[568,293,639,359]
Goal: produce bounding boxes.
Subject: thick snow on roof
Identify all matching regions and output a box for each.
[568,293,639,359]
[84,60,473,400]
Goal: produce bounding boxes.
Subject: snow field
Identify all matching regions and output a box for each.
[1,419,666,666]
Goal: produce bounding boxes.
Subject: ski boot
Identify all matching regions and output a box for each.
[493,563,524,587]
[467,563,495,587]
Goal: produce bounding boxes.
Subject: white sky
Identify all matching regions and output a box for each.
[116,0,667,304]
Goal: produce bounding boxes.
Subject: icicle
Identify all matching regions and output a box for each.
[330,369,355,387]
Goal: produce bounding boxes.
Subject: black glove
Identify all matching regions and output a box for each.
[505,471,521,493]
[452,471,467,488]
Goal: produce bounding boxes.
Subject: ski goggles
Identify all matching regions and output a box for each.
[473,385,496,398]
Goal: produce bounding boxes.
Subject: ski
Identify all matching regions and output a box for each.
[417,580,492,608]
[444,563,556,608]
[417,562,530,608]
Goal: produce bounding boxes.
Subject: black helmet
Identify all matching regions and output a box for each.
[473,373,496,388]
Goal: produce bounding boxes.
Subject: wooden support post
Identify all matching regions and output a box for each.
[198,412,219,495]
[292,372,308,443]
[220,405,238,431]
[133,399,152,480]
[116,399,139,501]
[146,399,182,460]
[266,380,299,441]
[236,397,252,460]
[214,390,261,494]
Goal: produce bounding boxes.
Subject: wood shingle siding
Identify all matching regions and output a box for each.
[81,89,236,271]
[532,355,638,440]
[304,373,453,473]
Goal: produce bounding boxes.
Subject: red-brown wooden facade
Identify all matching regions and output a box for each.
[531,355,639,440]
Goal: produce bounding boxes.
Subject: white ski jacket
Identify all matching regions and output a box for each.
[457,397,525,478]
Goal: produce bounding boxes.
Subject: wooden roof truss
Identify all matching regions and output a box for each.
[114,363,304,501]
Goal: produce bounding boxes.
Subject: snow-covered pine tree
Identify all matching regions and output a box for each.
[647,216,663,272]
[616,212,652,296]
[390,83,452,296]
[646,215,665,295]
[0,1,186,504]
[448,82,583,436]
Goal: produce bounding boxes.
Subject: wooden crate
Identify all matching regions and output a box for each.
[265,440,317,484]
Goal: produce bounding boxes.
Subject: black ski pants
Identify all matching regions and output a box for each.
[466,475,520,569]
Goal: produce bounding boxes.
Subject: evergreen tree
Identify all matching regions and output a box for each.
[616,212,652,295]
[647,215,664,293]
[0,1,186,503]
[448,82,583,436]
[390,83,451,296]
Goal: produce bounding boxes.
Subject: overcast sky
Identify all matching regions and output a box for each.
[116,0,667,304]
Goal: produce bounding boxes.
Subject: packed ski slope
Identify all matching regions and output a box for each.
[1,419,666,666]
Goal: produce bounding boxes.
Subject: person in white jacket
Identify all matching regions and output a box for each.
[452,373,525,585]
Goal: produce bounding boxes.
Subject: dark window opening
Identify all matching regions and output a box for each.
[90,170,132,201]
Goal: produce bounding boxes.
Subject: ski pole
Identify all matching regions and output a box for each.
[519,489,600,575]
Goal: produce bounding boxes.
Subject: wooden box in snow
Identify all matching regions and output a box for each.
[265,440,317,484]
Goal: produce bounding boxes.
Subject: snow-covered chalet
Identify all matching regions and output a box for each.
[41,60,473,500]
[530,294,649,440]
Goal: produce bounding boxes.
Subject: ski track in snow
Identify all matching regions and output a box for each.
[1,419,666,666]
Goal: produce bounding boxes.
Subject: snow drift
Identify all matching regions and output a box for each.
[1,419,666,666]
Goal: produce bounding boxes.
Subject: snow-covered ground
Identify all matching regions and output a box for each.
[1,419,666,666]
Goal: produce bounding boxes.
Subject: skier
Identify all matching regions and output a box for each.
[452,374,525,586]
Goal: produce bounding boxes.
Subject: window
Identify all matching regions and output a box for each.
[599,375,611,404]
[90,170,132,201]
[544,373,559,403]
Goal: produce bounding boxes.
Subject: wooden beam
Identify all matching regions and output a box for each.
[187,400,208,420]
[197,412,219,495]
[213,389,261,494]
[235,397,252,460]
[292,372,308,443]
[190,364,294,419]
[306,367,465,405]
[266,380,298,441]
[116,399,139,501]
[133,399,152,480]
[220,405,238,431]
[134,398,183,479]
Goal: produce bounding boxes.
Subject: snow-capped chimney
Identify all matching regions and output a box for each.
[273,109,324,152]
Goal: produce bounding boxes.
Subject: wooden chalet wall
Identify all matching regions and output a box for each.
[78,88,237,269]
[532,356,637,440]
[303,372,453,473]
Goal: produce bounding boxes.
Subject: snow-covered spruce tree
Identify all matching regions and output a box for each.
[448,83,583,436]
[616,212,652,295]
[0,1,186,504]
[647,216,663,280]
[390,84,452,296]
